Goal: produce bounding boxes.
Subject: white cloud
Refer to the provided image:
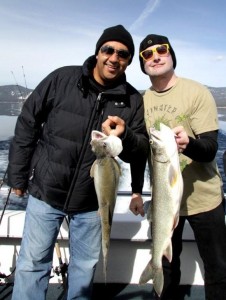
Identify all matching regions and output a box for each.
[215,55,224,61]
[129,0,161,31]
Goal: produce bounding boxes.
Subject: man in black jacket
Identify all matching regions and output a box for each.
[8,25,149,300]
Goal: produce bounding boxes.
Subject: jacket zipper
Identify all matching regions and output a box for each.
[63,92,103,211]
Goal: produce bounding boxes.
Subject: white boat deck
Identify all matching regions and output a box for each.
[0,194,209,287]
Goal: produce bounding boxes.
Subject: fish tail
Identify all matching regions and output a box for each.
[139,260,164,297]
[102,238,110,284]
[103,255,107,284]
[139,260,154,285]
[153,268,164,297]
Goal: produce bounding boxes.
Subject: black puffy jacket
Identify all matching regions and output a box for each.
[8,56,149,212]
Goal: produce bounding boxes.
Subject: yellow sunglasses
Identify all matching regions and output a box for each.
[140,44,169,61]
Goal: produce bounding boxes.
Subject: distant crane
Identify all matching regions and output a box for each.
[11,66,30,102]
[22,65,29,99]
[11,70,23,100]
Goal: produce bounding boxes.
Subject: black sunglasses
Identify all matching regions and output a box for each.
[100,45,131,60]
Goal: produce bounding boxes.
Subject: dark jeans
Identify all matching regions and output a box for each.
[159,202,226,300]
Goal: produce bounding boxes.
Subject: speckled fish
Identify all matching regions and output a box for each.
[90,130,122,281]
[139,123,183,297]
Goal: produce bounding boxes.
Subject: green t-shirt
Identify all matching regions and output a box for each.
[143,77,223,216]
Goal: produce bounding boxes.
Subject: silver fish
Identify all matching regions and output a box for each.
[139,123,183,297]
[90,130,122,281]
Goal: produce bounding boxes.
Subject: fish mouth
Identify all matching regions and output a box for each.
[91,130,123,157]
[91,130,107,141]
[150,127,162,143]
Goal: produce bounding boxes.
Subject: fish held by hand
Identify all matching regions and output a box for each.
[139,123,183,297]
[90,130,122,282]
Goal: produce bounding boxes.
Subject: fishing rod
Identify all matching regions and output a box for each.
[0,187,12,226]
[0,166,11,225]
[0,185,16,284]
[0,168,8,190]
[53,216,69,289]
[0,169,70,287]
[54,241,68,289]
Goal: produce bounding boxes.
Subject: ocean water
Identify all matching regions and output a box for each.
[0,116,226,210]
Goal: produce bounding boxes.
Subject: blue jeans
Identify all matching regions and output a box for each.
[12,195,101,300]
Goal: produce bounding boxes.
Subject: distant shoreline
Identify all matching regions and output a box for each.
[0,115,226,141]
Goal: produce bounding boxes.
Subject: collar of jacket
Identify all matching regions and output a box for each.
[77,55,128,97]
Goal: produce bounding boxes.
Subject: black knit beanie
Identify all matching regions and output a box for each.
[139,34,177,74]
[95,25,135,64]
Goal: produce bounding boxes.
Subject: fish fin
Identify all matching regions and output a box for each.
[113,158,122,175]
[90,161,97,177]
[153,269,164,297]
[150,241,153,253]
[173,213,180,229]
[146,200,153,222]
[164,241,172,262]
[168,165,178,187]
[139,260,154,285]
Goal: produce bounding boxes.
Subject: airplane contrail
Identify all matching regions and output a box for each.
[129,0,161,31]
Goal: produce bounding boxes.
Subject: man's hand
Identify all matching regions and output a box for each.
[13,188,26,197]
[173,126,189,153]
[102,116,125,137]
[129,193,145,217]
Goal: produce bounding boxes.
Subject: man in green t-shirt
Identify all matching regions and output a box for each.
[130,34,226,299]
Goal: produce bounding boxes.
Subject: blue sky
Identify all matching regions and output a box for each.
[1,0,226,90]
